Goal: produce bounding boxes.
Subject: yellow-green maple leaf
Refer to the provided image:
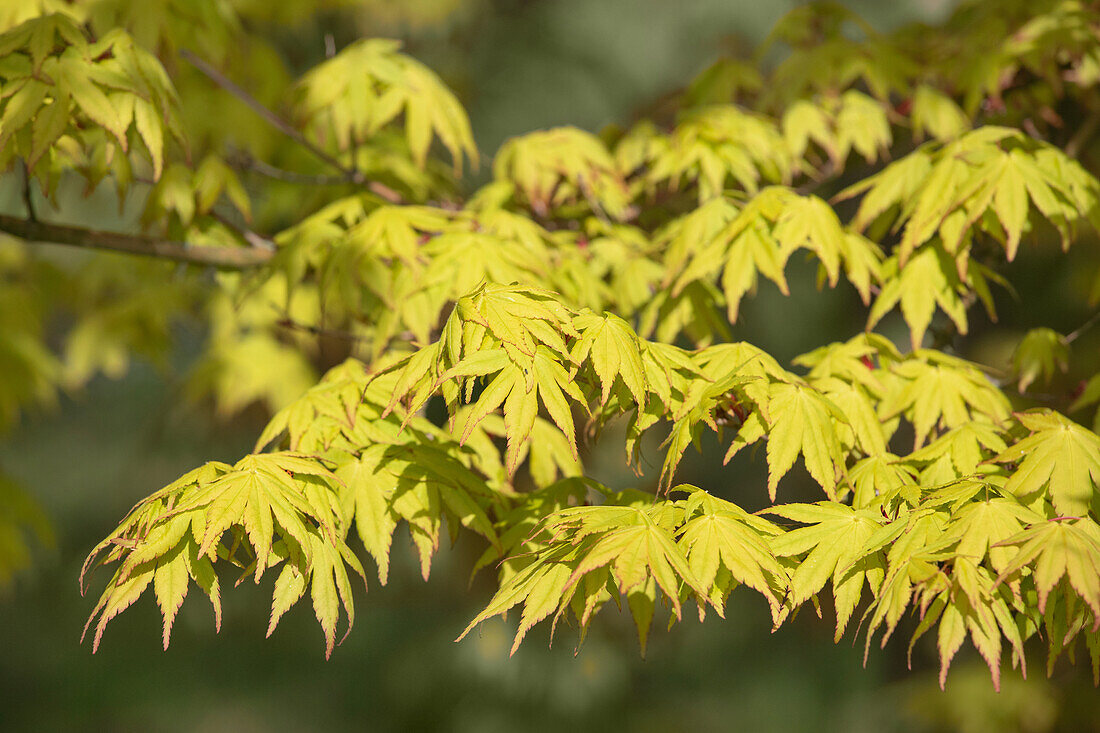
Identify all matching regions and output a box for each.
[994,410,1100,517]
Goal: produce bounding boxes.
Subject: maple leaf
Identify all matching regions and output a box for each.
[909,85,971,142]
[879,350,1010,449]
[668,194,790,324]
[1010,327,1069,393]
[993,410,1100,517]
[443,348,585,476]
[666,187,882,324]
[660,197,740,276]
[1070,373,1100,433]
[460,500,709,655]
[335,447,400,585]
[654,343,765,483]
[813,376,889,457]
[942,494,1043,576]
[845,454,918,509]
[907,422,1008,484]
[676,487,787,622]
[860,511,956,659]
[295,38,477,171]
[867,244,1000,349]
[785,90,892,170]
[0,18,185,187]
[339,440,502,582]
[767,502,886,640]
[794,333,901,387]
[450,283,578,363]
[255,359,371,453]
[560,507,706,612]
[995,518,1100,625]
[81,452,366,657]
[494,127,632,219]
[646,105,791,200]
[723,380,849,500]
[457,545,577,655]
[839,127,1100,269]
[571,311,648,407]
[422,230,549,304]
[766,383,848,498]
[906,560,1022,691]
[573,220,665,316]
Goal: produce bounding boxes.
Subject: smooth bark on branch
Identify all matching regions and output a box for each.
[0,214,274,268]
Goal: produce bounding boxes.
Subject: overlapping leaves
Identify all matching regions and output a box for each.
[994,410,1100,518]
[255,358,510,583]
[639,105,792,201]
[294,38,476,171]
[459,487,786,656]
[494,127,633,220]
[878,349,1011,449]
[782,90,892,172]
[0,14,185,189]
[840,127,1100,266]
[81,453,364,657]
[56,0,1100,692]
[661,187,882,326]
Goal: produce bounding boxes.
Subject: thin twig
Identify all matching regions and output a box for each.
[0,214,273,268]
[796,158,838,196]
[274,315,366,343]
[180,49,366,185]
[130,173,280,253]
[232,155,349,186]
[209,211,276,252]
[1066,108,1100,158]
[577,176,612,225]
[230,151,403,203]
[1065,310,1100,344]
[20,161,36,222]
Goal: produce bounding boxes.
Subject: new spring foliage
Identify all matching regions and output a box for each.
[0,0,1098,690]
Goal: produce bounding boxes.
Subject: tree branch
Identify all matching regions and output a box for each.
[20,161,36,222]
[274,316,366,343]
[180,49,367,186]
[209,210,276,252]
[1065,310,1100,344]
[229,150,404,203]
[1066,108,1100,159]
[0,214,273,268]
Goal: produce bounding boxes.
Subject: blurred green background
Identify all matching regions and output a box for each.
[3,1,1100,731]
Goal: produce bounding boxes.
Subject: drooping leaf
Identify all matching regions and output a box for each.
[995,518,1100,623]
[994,410,1100,517]
[295,38,476,171]
[1011,328,1069,393]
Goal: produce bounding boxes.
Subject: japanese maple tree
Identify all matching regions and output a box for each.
[0,0,1099,692]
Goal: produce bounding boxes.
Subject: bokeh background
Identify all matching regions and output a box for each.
[3,1,1100,731]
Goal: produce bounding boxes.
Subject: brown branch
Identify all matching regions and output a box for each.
[129,174,279,253]
[0,214,273,268]
[274,316,366,343]
[20,161,36,222]
[1065,107,1100,159]
[208,211,276,252]
[1065,310,1100,344]
[233,156,351,186]
[230,151,404,203]
[797,158,839,196]
[182,51,407,205]
[180,49,368,186]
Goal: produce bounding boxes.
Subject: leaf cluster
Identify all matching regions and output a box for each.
[0,0,1099,692]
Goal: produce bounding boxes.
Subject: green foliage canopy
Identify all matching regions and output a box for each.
[1,0,1100,693]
